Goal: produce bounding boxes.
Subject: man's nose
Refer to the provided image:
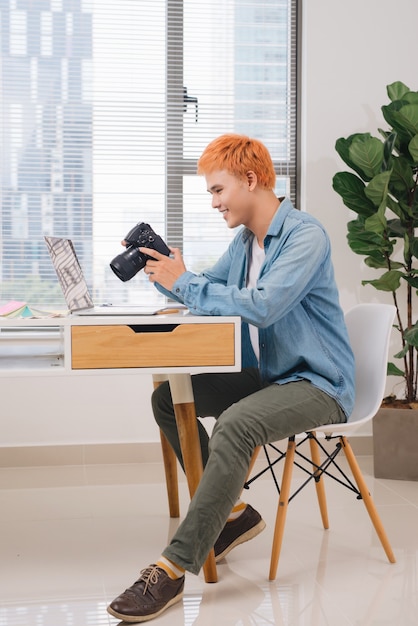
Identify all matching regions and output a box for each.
[211,195,220,209]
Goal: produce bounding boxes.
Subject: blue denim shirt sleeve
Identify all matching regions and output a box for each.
[156,198,355,417]
[171,222,329,326]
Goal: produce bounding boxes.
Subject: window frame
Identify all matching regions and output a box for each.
[166,0,301,252]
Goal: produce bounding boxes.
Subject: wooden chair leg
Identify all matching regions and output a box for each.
[340,436,396,563]
[159,429,180,518]
[309,433,329,529]
[153,377,180,518]
[269,437,296,580]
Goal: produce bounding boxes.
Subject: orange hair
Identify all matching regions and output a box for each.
[197,134,276,190]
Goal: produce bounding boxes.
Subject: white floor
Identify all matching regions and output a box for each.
[0,450,417,626]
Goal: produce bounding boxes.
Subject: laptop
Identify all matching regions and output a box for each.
[44,235,173,316]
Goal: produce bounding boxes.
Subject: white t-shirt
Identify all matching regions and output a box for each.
[246,237,265,362]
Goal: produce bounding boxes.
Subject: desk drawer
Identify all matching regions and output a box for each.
[71,322,236,369]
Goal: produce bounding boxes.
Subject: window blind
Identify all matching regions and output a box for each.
[0,0,299,310]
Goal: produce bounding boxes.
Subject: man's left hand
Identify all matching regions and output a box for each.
[141,247,186,291]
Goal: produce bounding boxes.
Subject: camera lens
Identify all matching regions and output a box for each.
[110,246,146,282]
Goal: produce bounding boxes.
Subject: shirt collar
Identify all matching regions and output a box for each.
[241,196,294,243]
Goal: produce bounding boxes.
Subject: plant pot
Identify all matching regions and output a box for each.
[373,407,418,481]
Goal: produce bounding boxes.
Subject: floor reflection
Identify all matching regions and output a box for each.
[1,457,417,626]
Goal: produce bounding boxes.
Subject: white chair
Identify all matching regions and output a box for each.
[244,303,397,580]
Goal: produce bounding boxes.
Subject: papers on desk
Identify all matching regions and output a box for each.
[0,300,66,319]
[0,300,188,319]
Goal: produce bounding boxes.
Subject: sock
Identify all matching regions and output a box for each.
[156,556,185,580]
[227,499,247,522]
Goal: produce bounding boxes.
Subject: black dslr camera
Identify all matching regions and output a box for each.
[110,222,170,282]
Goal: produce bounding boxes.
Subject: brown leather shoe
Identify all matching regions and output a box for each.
[214,504,266,562]
[107,565,184,622]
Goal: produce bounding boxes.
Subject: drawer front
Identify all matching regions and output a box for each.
[71,322,236,369]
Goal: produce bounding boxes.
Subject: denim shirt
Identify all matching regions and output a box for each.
[157,198,355,417]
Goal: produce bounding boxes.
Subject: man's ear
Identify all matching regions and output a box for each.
[246,170,258,190]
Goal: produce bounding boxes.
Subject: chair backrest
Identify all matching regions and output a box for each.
[344,303,396,426]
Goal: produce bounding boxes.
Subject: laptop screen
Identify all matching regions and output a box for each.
[44,236,94,312]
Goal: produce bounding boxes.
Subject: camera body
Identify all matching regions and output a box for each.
[110,222,170,282]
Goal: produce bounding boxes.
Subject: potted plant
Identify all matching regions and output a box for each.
[332,80,418,480]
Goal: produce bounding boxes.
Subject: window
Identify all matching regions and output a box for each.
[0,0,300,310]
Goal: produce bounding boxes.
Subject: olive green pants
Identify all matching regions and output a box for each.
[152,369,346,575]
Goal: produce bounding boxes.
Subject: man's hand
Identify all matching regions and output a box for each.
[141,246,186,291]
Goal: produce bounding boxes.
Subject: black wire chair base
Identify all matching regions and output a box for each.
[244,433,363,504]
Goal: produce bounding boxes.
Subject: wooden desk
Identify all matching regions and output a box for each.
[0,312,241,582]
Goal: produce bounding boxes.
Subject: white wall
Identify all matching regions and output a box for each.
[301,0,417,408]
[3,0,416,448]
[2,372,158,447]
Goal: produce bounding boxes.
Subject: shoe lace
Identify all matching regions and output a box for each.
[138,565,162,596]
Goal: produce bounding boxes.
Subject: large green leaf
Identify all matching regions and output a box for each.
[379,126,405,155]
[389,155,415,194]
[386,218,407,237]
[382,101,403,130]
[365,255,402,269]
[404,324,418,347]
[403,92,418,105]
[403,231,412,263]
[335,134,375,181]
[351,245,387,261]
[348,136,384,179]
[348,237,385,258]
[332,172,376,216]
[411,237,418,258]
[382,132,396,171]
[403,274,418,289]
[386,103,418,140]
[347,220,392,258]
[400,198,415,219]
[382,101,413,144]
[364,208,387,234]
[347,216,389,240]
[364,171,391,208]
[387,361,405,377]
[408,134,418,163]
[387,81,410,102]
[362,269,403,292]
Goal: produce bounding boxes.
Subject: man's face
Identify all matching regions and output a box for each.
[205,170,254,229]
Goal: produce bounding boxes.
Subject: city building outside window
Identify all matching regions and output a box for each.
[0,0,300,310]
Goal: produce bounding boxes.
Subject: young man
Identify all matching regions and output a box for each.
[107,134,355,622]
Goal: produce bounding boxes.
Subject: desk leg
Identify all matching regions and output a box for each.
[168,373,218,584]
[153,375,180,518]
